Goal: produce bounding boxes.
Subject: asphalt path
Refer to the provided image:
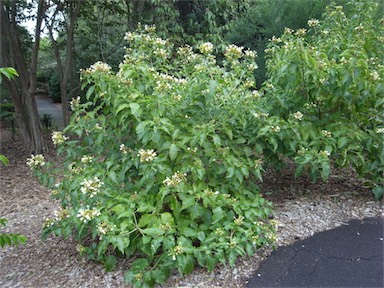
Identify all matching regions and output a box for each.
[35,94,64,129]
[246,217,384,288]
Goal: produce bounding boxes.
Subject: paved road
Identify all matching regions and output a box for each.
[246,217,384,288]
[35,94,64,129]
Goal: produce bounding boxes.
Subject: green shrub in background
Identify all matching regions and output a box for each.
[226,0,350,85]
[47,72,61,103]
[261,1,384,199]
[30,25,277,287]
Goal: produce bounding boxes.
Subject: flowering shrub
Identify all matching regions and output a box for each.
[32,25,277,286]
[261,1,384,199]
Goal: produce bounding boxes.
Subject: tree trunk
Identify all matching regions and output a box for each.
[46,0,81,126]
[0,0,47,154]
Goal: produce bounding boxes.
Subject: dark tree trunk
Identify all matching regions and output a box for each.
[0,0,47,154]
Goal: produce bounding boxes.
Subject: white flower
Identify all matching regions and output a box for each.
[271,36,282,43]
[295,28,307,37]
[308,18,319,27]
[87,61,111,73]
[224,44,243,61]
[70,96,81,111]
[52,131,68,145]
[26,154,45,169]
[376,128,384,134]
[77,207,101,223]
[169,244,184,261]
[97,221,115,235]
[321,130,332,138]
[247,63,258,71]
[370,71,380,81]
[319,150,331,157]
[80,177,103,198]
[120,144,131,154]
[244,50,257,59]
[293,111,303,120]
[53,208,69,221]
[81,155,94,164]
[163,171,187,187]
[138,149,157,162]
[284,27,294,34]
[271,126,281,133]
[198,42,214,54]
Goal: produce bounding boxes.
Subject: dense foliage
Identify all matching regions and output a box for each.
[32,26,277,287]
[261,1,384,199]
[26,1,383,286]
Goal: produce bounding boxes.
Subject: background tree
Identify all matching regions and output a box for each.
[45,0,81,126]
[1,0,47,153]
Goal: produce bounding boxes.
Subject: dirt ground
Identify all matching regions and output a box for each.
[1,126,382,288]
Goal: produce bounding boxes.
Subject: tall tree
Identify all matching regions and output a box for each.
[1,0,47,153]
[45,0,81,126]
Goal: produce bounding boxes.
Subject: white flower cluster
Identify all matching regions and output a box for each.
[169,244,184,261]
[293,111,303,120]
[271,125,281,133]
[120,144,131,154]
[138,149,157,162]
[77,207,101,223]
[284,27,294,34]
[81,155,94,164]
[70,96,81,111]
[186,147,198,152]
[319,150,331,158]
[52,131,68,145]
[97,221,115,235]
[308,18,320,27]
[244,80,255,88]
[53,207,69,221]
[253,112,269,118]
[163,171,187,187]
[156,73,187,85]
[224,44,244,61]
[198,42,214,54]
[154,48,168,58]
[370,71,380,81]
[87,61,111,73]
[321,130,332,138]
[271,36,282,43]
[234,215,244,226]
[376,128,384,133]
[247,63,258,71]
[26,154,45,169]
[244,50,257,59]
[177,45,192,55]
[80,177,103,198]
[295,28,307,37]
[68,162,82,174]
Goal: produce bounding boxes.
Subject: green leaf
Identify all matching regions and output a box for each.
[131,258,150,271]
[130,103,142,118]
[151,268,170,284]
[212,135,221,147]
[0,155,9,165]
[103,255,117,272]
[177,254,195,276]
[372,186,383,200]
[86,85,95,99]
[169,143,179,161]
[141,227,164,236]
